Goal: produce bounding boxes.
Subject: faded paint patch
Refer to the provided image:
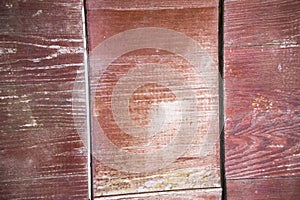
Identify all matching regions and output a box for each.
[32,10,43,17]
[0,47,17,56]
[252,96,273,113]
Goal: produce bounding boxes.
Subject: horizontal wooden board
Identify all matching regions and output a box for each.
[224,45,300,179]
[86,0,220,197]
[227,177,300,200]
[0,0,83,36]
[0,0,88,199]
[0,35,84,85]
[87,8,218,55]
[95,188,222,199]
[224,0,300,47]
[86,0,218,10]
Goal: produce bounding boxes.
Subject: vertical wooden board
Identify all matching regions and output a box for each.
[224,0,300,199]
[86,0,220,197]
[95,188,222,200]
[0,0,88,199]
[226,178,300,200]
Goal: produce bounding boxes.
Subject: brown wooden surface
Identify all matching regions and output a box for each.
[227,178,300,200]
[0,0,88,199]
[86,0,221,197]
[95,188,222,200]
[224,0,300,47]
[224,0,300,199]
[2,0,299,199]
[225,46,300,179]
[86,0,217,10]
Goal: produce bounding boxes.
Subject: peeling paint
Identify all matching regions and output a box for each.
[252,96,273,113]
[32,10,43,17]
[277,63,283,72]
[268,39,299,48]
[0,47,17,56]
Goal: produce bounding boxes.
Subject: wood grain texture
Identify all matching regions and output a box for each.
[86,0,218,10]
[227,178,300,200]
[225,0,300,47]
[0,0,88,199]
[95,188,221,200]
[224,0,300,199]
[86,0,220,197]
[225,46,300,179]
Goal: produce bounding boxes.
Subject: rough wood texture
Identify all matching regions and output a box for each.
[224,0,300,47]
[227,178,300,200]
[224,0,300,199]
[86,0,220,197]
[95,188,222,200]
[86,0,218,10]
[0,0,88,199]
[225,46,300,179]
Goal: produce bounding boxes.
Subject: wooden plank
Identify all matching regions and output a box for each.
[227,178,300,200]
[224,0,300,47]
[224,46,300,179]
[95,188,222,200]
[0,0,88,199]
[224,0,300,199]
[86,0,220,197]
[86,0,218,10]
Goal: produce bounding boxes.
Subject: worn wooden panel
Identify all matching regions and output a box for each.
[224,0,300,199]
[0,0,88,199]
[86,0,218,10]
[86,0,220,197]
[227,178,300,200]
[95,188,222,200]
[225,46,300,179]
[225,0,300,47]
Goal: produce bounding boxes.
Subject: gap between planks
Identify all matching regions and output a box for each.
[81,0,93,199]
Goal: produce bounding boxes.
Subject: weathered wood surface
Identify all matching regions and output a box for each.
[224,0,300,47]
[0,0,88,199]
[86,0,218,10]
[95,188,222,200]
[86,0,221,197]
[225,46,300,179]
[224,0,300,199]
[227,178,300,200]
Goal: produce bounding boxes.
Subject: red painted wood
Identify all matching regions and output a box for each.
[95,188,222,200]
[225,46,300,179]
[224,0,300,199]
[0,0,88,199]
[227,178,300,200]
[86,0,217,11]
[86,0,221,197]
[225,0,300,47]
